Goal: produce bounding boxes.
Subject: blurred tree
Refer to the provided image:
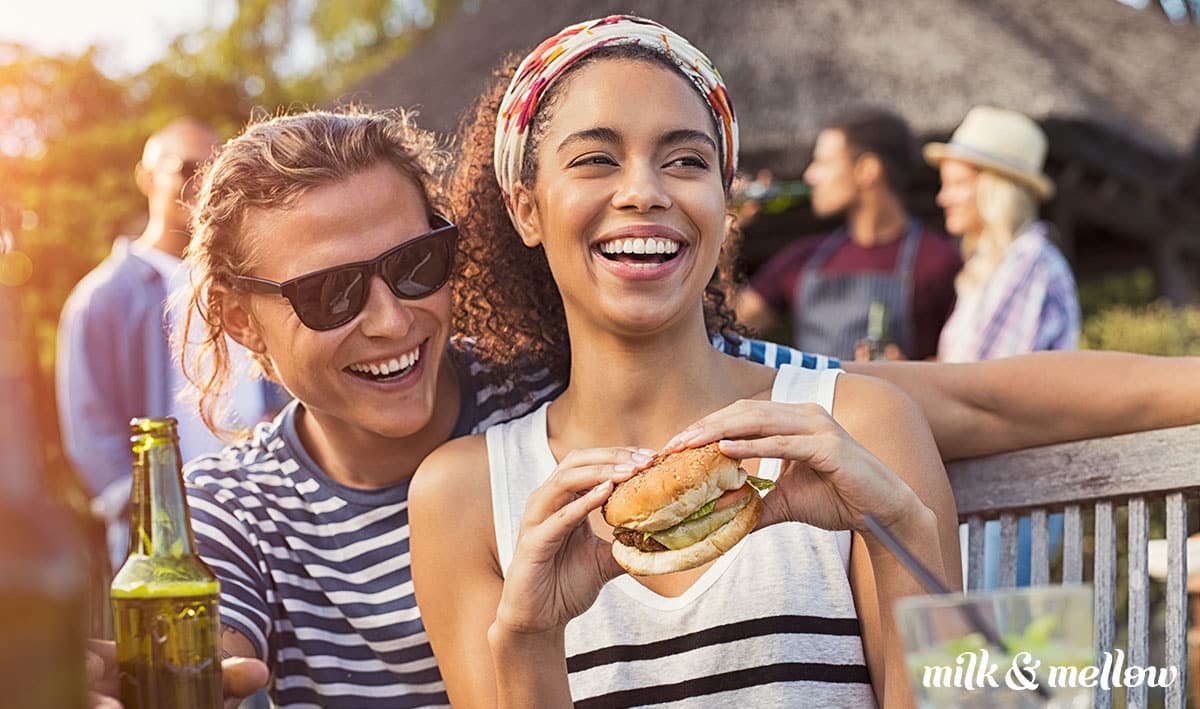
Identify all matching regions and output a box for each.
[0,0,460,471]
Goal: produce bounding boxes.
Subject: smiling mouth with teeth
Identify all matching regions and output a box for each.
[346,345,422,382]
[597,237,682,267]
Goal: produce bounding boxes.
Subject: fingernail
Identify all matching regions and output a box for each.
[717,439,742,454]
[593,480,613,494]
[631,452,653,464]
[614,463,635,475]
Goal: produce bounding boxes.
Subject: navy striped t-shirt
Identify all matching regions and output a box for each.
[184,336,837,707]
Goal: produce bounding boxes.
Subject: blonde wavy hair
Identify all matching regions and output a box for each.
[181,108,449,440]
[955,170,1038,294]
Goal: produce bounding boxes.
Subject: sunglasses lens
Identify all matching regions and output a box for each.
[292,268,368,330]
[382,229,454,298]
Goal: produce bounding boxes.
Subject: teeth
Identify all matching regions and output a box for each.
[349,346,421,376]
[599,237,680,255]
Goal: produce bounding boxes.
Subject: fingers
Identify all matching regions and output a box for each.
[662,400,833,454]
[85,639,119,699]
[717,434,826,463]
[520,479,613,556]
[522,447,651,527]
[221,656,270,700]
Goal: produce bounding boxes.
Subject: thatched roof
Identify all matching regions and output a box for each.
[350,0,1200,176]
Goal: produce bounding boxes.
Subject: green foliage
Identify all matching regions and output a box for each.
[1080,301,1200,356]
[1,0,458,470]
[1076,268,1157,320]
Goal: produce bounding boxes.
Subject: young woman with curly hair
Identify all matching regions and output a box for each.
[409,16,1200,708]
[409,16,955,708]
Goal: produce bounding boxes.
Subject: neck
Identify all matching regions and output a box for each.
[548,306,771,453]
[294,352,463,487]
[846,189,909,248]
[135,213,190,258]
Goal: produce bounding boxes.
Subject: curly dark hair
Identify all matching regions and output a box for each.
[449,45,749,392]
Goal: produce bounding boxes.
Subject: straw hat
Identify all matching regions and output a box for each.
[923,106,1055,201]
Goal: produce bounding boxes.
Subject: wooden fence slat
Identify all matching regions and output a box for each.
[998,513,1019,589]
[1030,509,1050,587]
[1164,493,1188,709]
[967,516,985,592]
[1126,496,1149,709]
[1063,505,1084,585]
[1093,501,1117,709]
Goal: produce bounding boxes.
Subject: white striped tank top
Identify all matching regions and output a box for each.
[487,364,877,708]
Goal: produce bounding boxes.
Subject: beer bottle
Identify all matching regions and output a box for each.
[865,299,890,361]
[110,417,222,709]
[0,232,88,708]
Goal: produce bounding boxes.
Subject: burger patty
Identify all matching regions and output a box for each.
[613,528,669,552]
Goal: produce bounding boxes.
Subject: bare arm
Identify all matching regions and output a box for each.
[844,352,1200,461]
[409,435,509,708]
[835,375,959,708]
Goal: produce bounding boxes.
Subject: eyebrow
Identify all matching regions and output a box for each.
[556,127,718,155]
[557,127,622,154]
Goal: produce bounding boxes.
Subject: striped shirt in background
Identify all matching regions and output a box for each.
[185,335,836,708]
[938,222,1080,362]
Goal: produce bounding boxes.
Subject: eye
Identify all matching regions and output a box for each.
[665,154,710,170]
[569,153,618,168]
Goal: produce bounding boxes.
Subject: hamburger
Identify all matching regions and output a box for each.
[602,442,773,576]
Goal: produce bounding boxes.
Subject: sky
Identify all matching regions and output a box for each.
[0,0,235,75]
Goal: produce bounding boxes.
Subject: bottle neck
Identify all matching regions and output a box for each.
[128,436,199,557]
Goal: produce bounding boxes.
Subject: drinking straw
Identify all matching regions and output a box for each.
[863,514,1053,701]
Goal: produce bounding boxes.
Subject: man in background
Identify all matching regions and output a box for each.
[737,109,961,360]
[56,118,287,564]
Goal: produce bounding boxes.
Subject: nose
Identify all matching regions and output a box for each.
[356,275,416,338]
[802,163,817,186]
[611,161,671,213]
[935,185,950,209]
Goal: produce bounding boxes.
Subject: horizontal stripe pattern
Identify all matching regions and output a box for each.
[567,614,864,672]
[490,364,874,707]
[575,663,872,709]
[185,337,832,706]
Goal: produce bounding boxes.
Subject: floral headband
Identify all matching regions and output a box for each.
[492,14,739,217]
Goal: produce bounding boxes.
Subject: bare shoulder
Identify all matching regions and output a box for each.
[830,372,943,491]
[410,433,494,533]
[831,371,927,436]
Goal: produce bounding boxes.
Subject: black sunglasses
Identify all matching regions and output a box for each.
[233,215,458,331]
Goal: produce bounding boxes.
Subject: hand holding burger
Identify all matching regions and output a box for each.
[602,443,773,576]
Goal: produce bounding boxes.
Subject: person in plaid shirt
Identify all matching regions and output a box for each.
[925,106,1080,362]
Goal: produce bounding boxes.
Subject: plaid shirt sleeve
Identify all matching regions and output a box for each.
[976,230,1080,360]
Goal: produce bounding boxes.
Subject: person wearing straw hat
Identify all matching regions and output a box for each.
[924,105,1081,362]
[925,106,1078,589]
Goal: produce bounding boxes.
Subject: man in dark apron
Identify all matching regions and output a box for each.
[738,110,961,361]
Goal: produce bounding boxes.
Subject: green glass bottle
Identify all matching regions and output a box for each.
[0,235,88,708]
[865,299,890,360]
[110,418,222,709]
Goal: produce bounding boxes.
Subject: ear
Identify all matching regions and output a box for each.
[854,153,884,188]
[216,285,267,355]
[510,184,543,248]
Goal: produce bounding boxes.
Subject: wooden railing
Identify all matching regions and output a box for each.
[946,424,1200,709]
